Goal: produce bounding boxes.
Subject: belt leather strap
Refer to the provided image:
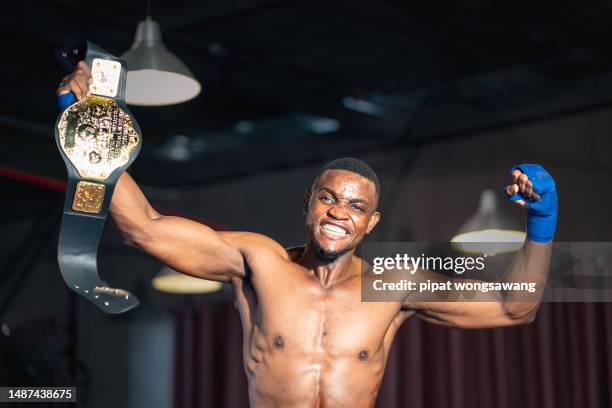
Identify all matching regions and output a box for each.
[55,41,141,313]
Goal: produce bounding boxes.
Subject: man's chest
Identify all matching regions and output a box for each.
[247,267,402,356]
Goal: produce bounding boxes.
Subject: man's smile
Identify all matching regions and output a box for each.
[319,221,351,240]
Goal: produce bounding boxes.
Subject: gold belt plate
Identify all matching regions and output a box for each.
[72,181,105,214]
[57,95,140,181]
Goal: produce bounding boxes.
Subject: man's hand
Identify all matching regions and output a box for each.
[56,61,92,109]
[505,164,558,243]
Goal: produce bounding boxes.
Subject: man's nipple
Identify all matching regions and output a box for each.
[274,335,284,349]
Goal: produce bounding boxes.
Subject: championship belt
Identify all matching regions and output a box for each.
[55,42,141,314]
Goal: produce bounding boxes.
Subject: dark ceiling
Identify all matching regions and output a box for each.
[3,0,612,186]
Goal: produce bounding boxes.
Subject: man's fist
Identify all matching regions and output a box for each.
[505,164,558,243]
[56,61,92,109]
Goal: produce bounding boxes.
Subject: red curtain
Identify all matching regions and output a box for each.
[175,302,612,408]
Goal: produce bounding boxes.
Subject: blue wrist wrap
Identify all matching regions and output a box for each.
[507,164,558,243]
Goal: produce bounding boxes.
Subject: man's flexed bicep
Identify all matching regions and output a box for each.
[110,172,246,282]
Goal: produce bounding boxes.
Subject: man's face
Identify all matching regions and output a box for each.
[305,170,380,261]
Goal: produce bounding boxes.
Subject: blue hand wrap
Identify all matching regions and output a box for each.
[507,164,558,243]
[58,92,76,110]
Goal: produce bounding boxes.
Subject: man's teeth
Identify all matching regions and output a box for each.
[322,224,348,235]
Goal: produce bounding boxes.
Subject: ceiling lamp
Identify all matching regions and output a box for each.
[121,17,201,106]
[451,189,526,256]
[151,266,222,294]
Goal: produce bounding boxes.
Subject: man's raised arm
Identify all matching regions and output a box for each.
[110,173,246,282]
[405,164,557,328]
[405,240,552,328]
[57,62,246,283]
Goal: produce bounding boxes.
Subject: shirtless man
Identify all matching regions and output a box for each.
[58,62,557,407]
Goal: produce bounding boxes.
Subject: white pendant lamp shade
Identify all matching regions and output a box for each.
[152,266,222,294]
[451,189,526,256]
[121,18,201,106]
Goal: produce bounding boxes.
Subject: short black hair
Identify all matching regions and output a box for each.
[320,157,380,197]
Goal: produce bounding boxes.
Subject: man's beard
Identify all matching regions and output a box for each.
[313,239,353,263]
